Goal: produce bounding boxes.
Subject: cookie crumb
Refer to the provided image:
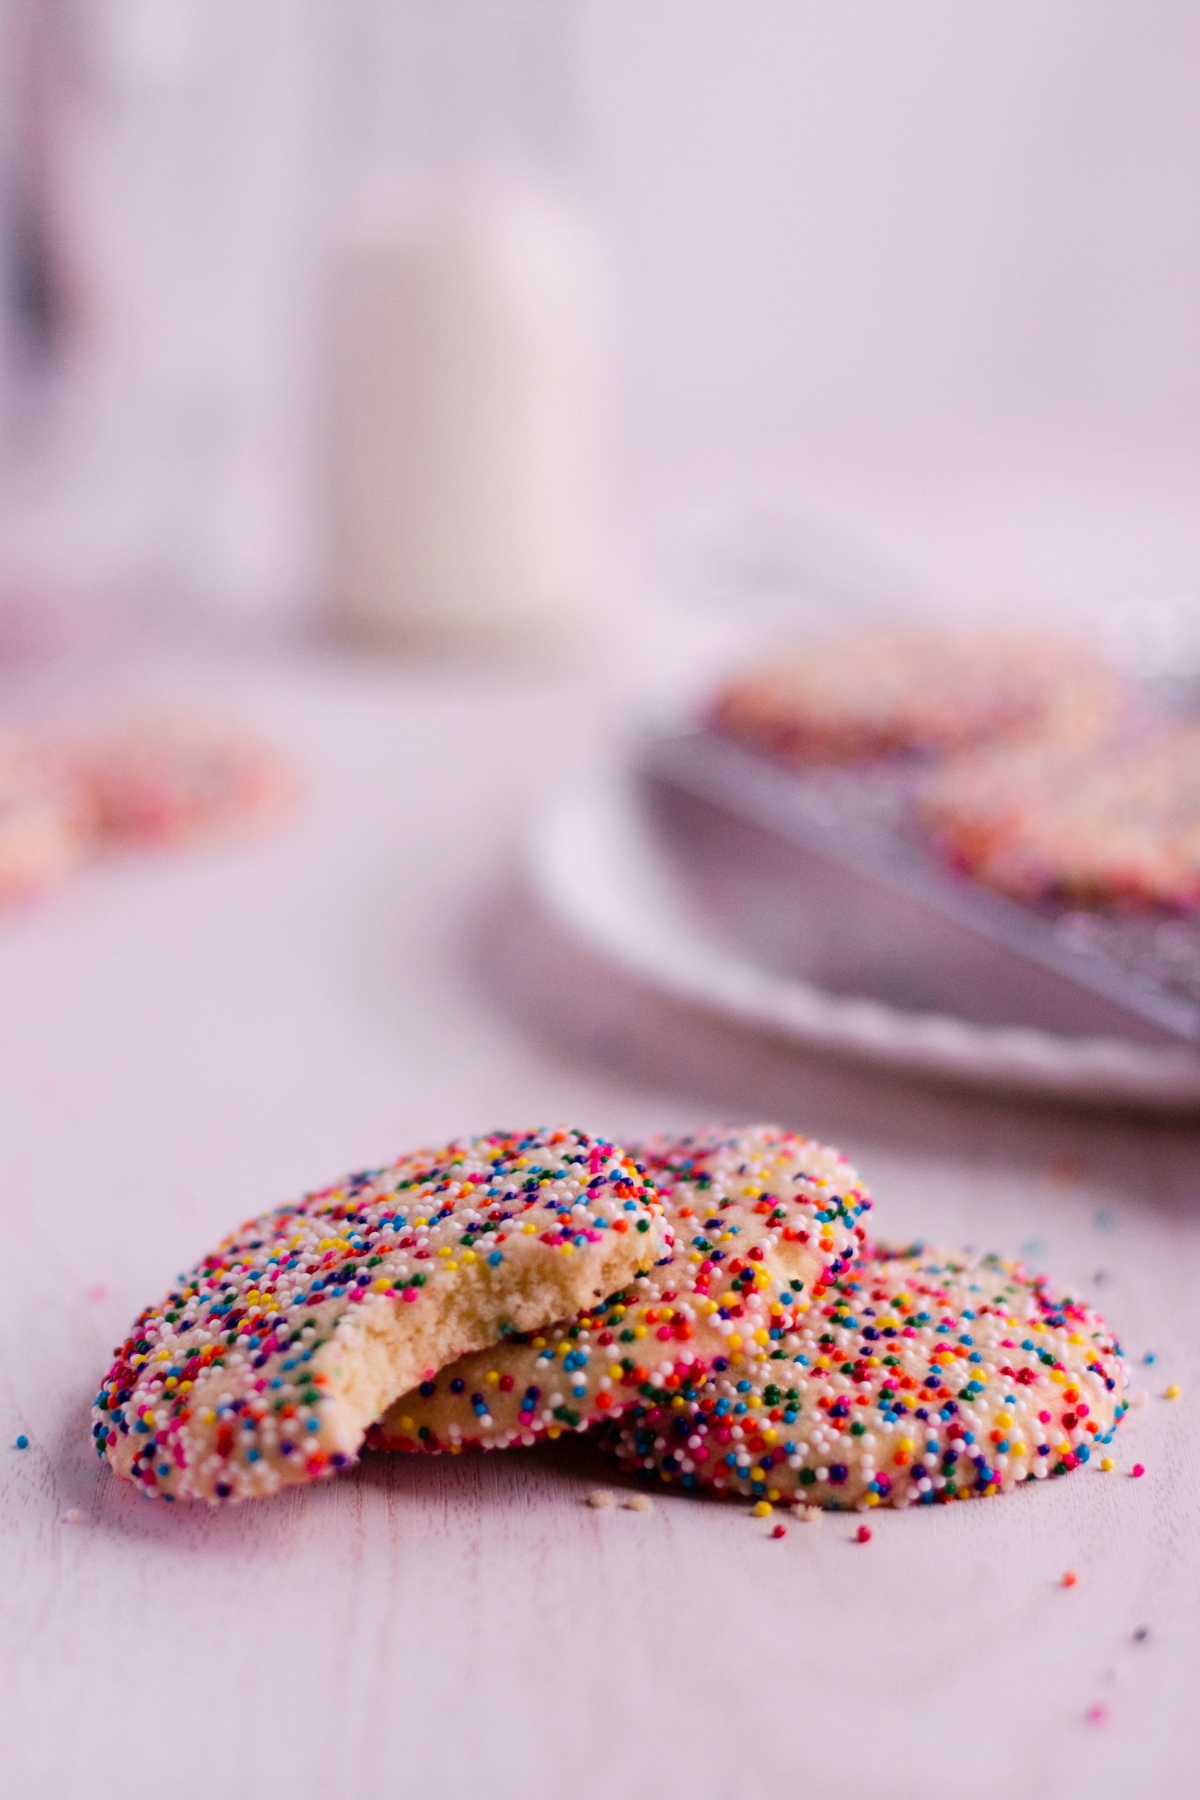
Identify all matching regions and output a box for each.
[1062,1570,1078,1587]
[585,1489,616,1509]
[62,1508,83,1525]
[792,1504,822,1524]
[625,1493,653,1512]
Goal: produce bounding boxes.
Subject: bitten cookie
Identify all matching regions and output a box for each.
[93,1127,671,1502]
[374,1124,871,1454]
[0,737,89,902]
[711,629,1120,767]
[593,1246,1127,1509]
[922,726,1200,910]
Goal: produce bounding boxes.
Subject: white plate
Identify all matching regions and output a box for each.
[530,769,1200,1112]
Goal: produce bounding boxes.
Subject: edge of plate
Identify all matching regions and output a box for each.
[529,769,1200,1112]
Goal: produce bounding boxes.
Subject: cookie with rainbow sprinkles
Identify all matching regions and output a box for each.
[374,1124,871,1454]
[922,725,1200,909]
[711,628,1120,768]
[0,736,90,902]
[93,1127,671,1503]
[591,1246,1128,1509]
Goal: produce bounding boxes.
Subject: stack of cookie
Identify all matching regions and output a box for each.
[93,1123,1128,1510]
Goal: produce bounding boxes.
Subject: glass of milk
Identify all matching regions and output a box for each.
[327,0,609,650]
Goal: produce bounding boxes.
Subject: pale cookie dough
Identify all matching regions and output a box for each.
[93,1127,671,1502]
[592,1246,1127,1509]
[374,1123,871,1454]
[711,629,1120,767]
[0,738,89,902]
[922,726,1200,909]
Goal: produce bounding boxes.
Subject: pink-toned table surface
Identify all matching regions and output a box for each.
[1,637,1197,1800]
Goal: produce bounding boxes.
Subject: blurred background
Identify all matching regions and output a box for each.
[1,0,1198,659]
[6,18,1200,1790]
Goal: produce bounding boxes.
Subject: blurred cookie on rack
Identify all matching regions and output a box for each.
[710,628,1122,767]
[922,725,1200,909]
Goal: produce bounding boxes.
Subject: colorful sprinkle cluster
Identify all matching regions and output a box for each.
[375,1124,871,1453]
[93,1127,668,1503]
[592,1246,1128,1509]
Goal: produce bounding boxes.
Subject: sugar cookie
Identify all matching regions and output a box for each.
[93,1127,670,1502]
[374,1124,871,1454]
[592,1246,1127,1508]
[923,727,1200,909]
[0,738,88,902]
[711,629,1119,767]
[76,718,294,849]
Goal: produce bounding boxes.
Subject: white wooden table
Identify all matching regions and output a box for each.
[2,644,1197,1800]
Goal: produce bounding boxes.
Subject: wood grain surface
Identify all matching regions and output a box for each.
[1,650,1196,1800]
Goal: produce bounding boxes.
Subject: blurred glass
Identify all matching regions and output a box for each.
[0,0,326,654]
[325,0,610,650]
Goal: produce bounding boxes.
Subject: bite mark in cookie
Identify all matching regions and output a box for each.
[375,1124,870,1454]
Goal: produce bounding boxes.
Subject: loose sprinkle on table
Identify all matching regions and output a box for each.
[1062,1570,1078,1588]
[1164,1384,1180,1399]
[771,1523,787,1538]
[1085,1703,1110,1726]
[625,1493,653,1512]
[14,1435,28,1449]
[856,1524,872,1543]
[1131,1463,1145,1478]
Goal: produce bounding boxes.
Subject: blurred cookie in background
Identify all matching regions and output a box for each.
[0,714,296,908]
[74,717,297,852]
[710,628,1124,767]
[0,737,90,902]
[922,725,1200,910]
